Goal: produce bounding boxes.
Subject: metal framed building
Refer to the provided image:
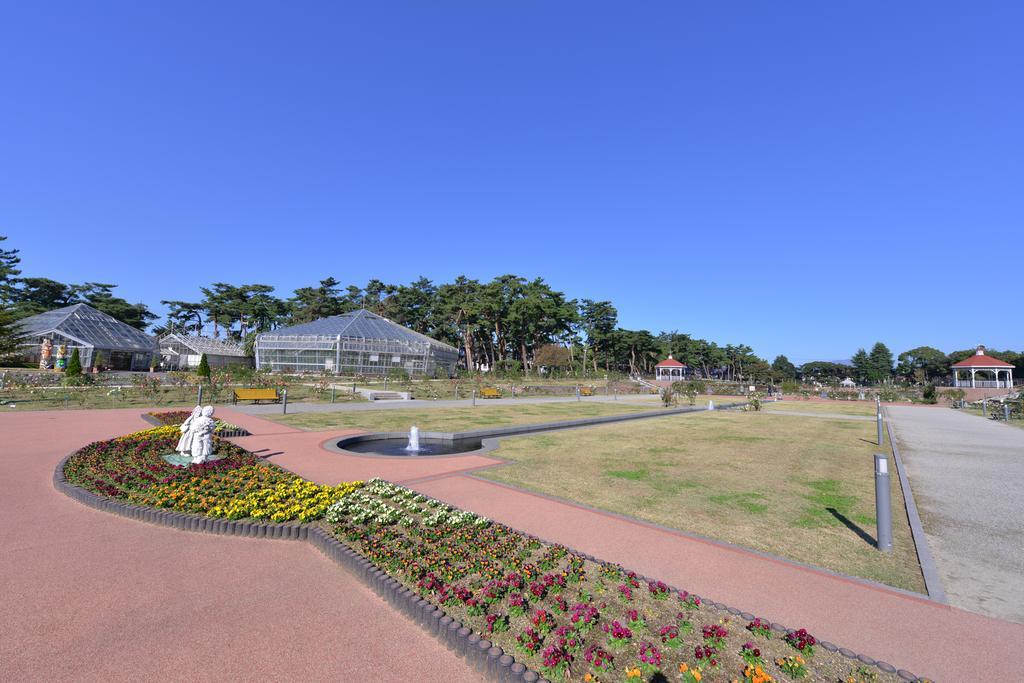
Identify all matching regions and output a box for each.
[254,309,458,377]
[15,303,156,371]
[158,332,251,370]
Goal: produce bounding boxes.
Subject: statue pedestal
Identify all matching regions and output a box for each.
[161,452,223,468]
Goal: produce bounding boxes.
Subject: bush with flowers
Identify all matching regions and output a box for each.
[64,427,362,522]
[318,478,910,683]
[777,655,808,678]
[67,429,913,683]
[783,628,817,657]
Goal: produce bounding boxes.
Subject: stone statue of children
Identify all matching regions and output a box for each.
[176,406,202,456]
[189,405,217,464]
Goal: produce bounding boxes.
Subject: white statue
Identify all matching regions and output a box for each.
[189,406,217,464]
[176,406,203,456]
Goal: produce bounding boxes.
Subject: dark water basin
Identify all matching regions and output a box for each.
[337,437,484,456]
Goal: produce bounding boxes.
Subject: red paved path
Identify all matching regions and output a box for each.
[0,408,479,682]
[6,406,1024,681]
[226,408,1024,682]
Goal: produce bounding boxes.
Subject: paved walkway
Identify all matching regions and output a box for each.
[0,408,479,682]
[7,406,1024,681]
[238,408,1024,681]
[887,406,1024,624]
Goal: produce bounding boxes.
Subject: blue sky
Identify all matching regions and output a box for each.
[1,2,1021,362]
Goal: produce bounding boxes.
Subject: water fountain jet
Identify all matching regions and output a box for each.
[405,425,421,453]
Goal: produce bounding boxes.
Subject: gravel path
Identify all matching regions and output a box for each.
[886,406,1024,624]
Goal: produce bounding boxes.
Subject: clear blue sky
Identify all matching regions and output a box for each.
[2,2,1021,363]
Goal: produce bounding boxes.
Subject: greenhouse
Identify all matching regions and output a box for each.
[158,333,250,370]
[15,303,157,371]
[254,309,459,377]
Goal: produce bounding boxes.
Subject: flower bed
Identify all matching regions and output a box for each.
[64,427,360,522]
[62,431,920,682]
[146,410,248,436]
[323,479,907,683]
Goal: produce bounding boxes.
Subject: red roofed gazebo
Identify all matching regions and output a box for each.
[655,355,687,382]
[951,345,1014,389]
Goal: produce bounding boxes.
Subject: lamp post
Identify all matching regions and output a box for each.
[874,454,893,553]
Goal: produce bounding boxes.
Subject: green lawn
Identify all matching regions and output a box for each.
[763,400,877,416]
[478,410,925,592]
[274,401,666,432]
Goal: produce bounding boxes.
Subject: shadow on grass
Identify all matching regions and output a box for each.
[827,506,877,548]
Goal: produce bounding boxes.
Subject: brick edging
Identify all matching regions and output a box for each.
[53,455,927,683]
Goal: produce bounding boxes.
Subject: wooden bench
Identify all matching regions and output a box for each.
[233,388,280,404]
[479,387,502,399]
[579,387,594,397]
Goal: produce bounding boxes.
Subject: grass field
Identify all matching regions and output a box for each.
[479,410,925,592]
[274,401,666,433]
[763,400,877,416]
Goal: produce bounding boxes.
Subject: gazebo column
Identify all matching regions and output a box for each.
[971,368,976,388]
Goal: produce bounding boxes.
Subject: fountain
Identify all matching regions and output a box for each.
[405,425,421,453]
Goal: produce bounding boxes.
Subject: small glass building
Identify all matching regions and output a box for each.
[158,333,251,370]
[15,303,157,371]
[254,309,459,376]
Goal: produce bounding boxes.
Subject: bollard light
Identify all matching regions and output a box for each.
[472,389,476,406]
[874,454,893,553]
[197,384,203,406]
[877,409,884,447]
[331,386,336,403]
[282,389,288,415]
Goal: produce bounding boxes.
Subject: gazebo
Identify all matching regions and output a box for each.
[951,345,1014,389]
[655,355,687,382]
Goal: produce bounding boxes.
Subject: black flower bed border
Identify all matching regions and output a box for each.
[140,411,252,438]
[52,454,928,683]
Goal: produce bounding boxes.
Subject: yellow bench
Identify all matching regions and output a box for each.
[233,388,280,404]
[579,387,594,397]
[479,387,502,399]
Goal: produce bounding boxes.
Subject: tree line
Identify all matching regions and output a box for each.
[1,235,1020,381]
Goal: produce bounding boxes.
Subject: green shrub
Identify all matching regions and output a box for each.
[197,353,211,378]
[66,348,82,377]
[921,384,937,404]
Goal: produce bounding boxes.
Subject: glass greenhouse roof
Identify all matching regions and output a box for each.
[265,309,457,351]
[15,303,156,351]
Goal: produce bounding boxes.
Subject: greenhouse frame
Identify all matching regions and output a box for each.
[254,309,459,377]
[15,303,157,371]
[158,332,251,370]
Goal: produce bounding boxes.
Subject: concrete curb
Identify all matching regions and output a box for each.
[884,411,948,604]
[54,455,928,682]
